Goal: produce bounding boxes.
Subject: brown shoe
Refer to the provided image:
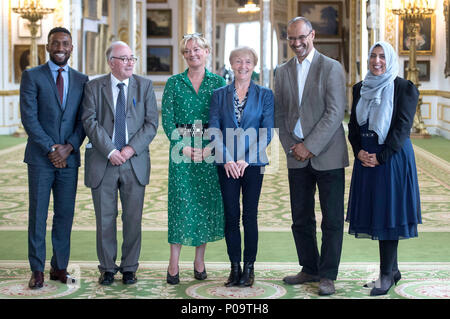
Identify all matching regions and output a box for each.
[28,271,44,289]
[318,278,336,296]
[50,267,75,284]
[283,271,320,285]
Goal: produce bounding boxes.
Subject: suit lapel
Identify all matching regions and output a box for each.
[227,83,238,128]
[101,74,115,116]
[287,58,300,108]
[43,63,63,109]
[127,76,137,114]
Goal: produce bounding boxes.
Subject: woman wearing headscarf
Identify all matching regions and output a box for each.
[346,41,421,296]
[162,33,226,284]
[209,46,274,287]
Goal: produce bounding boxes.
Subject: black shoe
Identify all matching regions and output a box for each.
[370,274,394,296]
[194,263,207,280]
[167,267,179,285]
[225,262,241,287]
[99,272,115,286]
[238,262,255,287]
[122,272,137,285]
[364,270,402,288]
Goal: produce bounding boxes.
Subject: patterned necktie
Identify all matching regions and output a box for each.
[114,83,126,150]
[56,68,64,105]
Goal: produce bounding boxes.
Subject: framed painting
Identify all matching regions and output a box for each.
[147,45,173,75]
[404,60,431,82]
[399,14,435,55]
[298,1,342,38]
[147,0,167,3]
[147,9,172,38]
[314,42,341,62]
[85,31,99,75]
[14,45,46,83]
[83,0,102,20]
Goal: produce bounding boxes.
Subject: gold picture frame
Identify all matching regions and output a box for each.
[14,44,46,83]
[83,0,103,20]
[399,13,435,56]
[85,31,99,75]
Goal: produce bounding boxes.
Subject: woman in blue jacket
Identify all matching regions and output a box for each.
[209,46,274,287]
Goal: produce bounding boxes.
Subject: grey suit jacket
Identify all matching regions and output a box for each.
[20,62,88,168]
[81,73,159,188]
[274,50,349,170]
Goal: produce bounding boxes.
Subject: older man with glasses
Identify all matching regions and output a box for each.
[82,41,159,286]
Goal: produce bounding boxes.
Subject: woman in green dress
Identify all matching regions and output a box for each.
[162,33,226,284]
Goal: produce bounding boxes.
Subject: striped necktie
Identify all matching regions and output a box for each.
[114,83,126,150]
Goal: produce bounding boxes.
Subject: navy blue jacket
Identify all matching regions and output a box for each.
[209,81,274,166]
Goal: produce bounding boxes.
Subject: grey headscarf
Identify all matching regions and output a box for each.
[356,41,399,144]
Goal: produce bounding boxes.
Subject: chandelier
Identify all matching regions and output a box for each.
[237,1,260,14]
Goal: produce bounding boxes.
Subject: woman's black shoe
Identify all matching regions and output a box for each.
[194,263,207,280]
[370,274,394,296]
[238,262,255,287]
[225,262,241,287]
[167,267,180,285]
[364,270,401,288]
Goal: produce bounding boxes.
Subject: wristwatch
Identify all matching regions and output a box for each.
[50,147,56,153]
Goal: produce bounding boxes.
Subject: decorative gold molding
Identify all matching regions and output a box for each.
[0,90,20,96]
[420,90,450,99]
[384,0,396,49]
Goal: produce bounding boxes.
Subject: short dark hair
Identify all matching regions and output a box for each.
[47,27,72,41]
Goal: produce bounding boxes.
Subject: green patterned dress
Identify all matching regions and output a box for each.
[162,68,226,246]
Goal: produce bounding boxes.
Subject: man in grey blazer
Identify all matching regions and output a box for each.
[20,27,88,289]
[82,41,158,285]
[274,17,349,295]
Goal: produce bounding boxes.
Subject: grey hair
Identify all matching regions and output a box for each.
[229,46,259,66]
[287,16,313,32]
[105,41,130,60]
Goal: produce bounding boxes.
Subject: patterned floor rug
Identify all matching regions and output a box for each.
[0,261,449,299]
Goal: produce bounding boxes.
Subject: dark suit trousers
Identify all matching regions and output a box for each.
[217,166,264,263]
[91,160,145,274]
[27,164,78,272]
[288,163,345,280]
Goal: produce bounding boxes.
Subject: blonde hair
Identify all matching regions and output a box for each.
[179,33,211,55]
[229,46,259,66]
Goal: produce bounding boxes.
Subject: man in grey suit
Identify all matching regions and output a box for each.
[82,41,159,285]
[20,27,88,289]
[274,17,349,295]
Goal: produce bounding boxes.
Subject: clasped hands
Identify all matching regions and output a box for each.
[182,146,212,163]
[290,143,314,162]
[48,144,73,168]
[109,145,135,166]
[224,160,248,179]
[357,150,379,167]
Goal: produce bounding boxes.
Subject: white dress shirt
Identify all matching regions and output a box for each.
[293,48,315,140]
[108,74,130,158]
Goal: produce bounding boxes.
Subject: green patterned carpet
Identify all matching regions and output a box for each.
[0,123,449,299]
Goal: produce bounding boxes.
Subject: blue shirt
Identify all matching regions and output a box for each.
[48,59,69,109]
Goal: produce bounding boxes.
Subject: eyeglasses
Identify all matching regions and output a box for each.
[287,30,313,43]
[182,32,204,39]
[111,56,138,64]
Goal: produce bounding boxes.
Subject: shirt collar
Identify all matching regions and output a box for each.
[48,59,69,72]
[111,73,129,87]
[296,48,315,66]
